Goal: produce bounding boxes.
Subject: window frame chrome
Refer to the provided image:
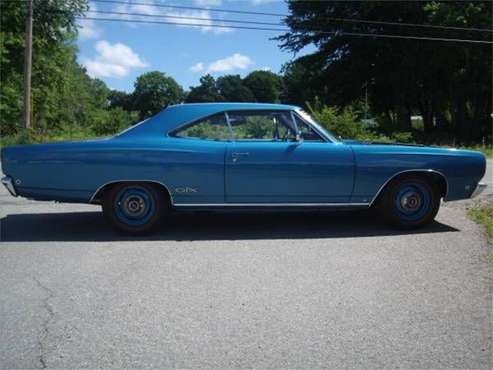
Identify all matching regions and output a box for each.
[167,112,234,142]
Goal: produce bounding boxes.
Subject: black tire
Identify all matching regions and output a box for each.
[376,175,440,229]
[102,182,168,234]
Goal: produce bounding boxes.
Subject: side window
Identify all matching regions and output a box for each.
[228,111,297,141]
[293,114,324,142]
[173,113,231,141]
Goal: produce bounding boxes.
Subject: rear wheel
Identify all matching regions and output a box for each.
[377,175,440,228]
[102,182,167,234]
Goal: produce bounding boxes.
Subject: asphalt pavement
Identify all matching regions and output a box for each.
[0,162,492,369]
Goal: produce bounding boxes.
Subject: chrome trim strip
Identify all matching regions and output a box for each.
[1,176,17,197]
[167,111,234,141]
[89,180,174,204]
[471,182,487,198]
[368,169,449,207]
[224,111,235,139]
[173,202,369,207]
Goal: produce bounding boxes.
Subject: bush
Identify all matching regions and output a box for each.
[307,99,415,143]
[0,108,137,148]
[91,108,136,136]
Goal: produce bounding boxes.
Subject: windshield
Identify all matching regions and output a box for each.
[296,109,339,143]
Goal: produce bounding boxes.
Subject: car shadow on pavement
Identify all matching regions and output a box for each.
[0,209,458,242]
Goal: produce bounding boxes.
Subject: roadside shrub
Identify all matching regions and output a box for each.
[91,108,136,136]
[307,101,368,140]
[306,99,416,144]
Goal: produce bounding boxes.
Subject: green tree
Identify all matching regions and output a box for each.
[281,57,324,106]
[0,0,89,135]
[279,1,492,143]
[108,90,132,111]
[243,70,284,103]
[185,74,224,103]
[216,75,255,102]
[132,71,184,120]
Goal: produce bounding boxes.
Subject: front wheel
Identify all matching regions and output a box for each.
[102,182,167,234]
[377,176,441,229]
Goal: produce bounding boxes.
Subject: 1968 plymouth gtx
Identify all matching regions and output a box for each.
[1,103,487,234]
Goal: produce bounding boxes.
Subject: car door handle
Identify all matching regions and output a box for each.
[232,152,250,157]
[231,152,249,162]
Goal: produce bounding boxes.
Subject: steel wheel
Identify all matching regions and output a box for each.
[377,176,440,228]
[103,182,167,234]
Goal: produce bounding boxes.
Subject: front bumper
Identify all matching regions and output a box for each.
[1,176,17,197]
[471,182,487,198]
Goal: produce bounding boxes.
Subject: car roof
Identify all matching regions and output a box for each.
[118,102,301,138]
[168,102,299,111]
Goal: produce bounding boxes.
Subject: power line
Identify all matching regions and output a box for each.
[90,0,493,33]
[85,9,284,27]
[78,16,287,32]
[80,9,493,42]
[91,0,286,17]
[82,9,493,42]
[77,16,493,45]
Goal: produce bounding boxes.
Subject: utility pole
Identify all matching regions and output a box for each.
[23,0,33,129]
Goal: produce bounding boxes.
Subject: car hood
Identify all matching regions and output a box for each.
[345,139,485,158]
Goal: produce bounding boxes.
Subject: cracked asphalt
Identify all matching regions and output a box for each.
[0,162,492,369]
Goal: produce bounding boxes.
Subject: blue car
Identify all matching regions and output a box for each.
[1,103,487,234]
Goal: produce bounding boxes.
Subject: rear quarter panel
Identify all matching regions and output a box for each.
[1,136,226,204]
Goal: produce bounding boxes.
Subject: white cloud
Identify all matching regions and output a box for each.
[77,2,101,40]
[207,53,254,73]
[165,10,232,34]
[109,0,232,34]
[78,18,101,39]
[82,40,148,78]
[250,0,281,4]
[193,0,222,6]
[191,53,254,74]
[190,62,205,72]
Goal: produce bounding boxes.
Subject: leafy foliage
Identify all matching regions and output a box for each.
[132,71,184,120]
[1,0,88,135]
[185,72,284,104]
[307,99,414,143]
[216,75,255,102]
[279,1,492,144]
[0,0,137,139]
[186,74,224,103]
[243,70,284,103]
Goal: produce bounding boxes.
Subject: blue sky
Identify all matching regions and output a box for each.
[76,0,314,92]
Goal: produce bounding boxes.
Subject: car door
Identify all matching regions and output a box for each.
[225,110,354,204]
[166,112,230,205]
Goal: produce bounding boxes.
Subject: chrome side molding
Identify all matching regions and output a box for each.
[173,202,370,207]
[1,176,17,197]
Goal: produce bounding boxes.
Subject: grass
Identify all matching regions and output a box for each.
[468,202,493,259]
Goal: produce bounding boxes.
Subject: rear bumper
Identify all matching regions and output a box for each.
[471,182,487,198]
[1,176,17,197]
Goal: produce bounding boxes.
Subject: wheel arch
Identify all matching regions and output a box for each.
[90,180,173,205]
[369,169,448,207]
